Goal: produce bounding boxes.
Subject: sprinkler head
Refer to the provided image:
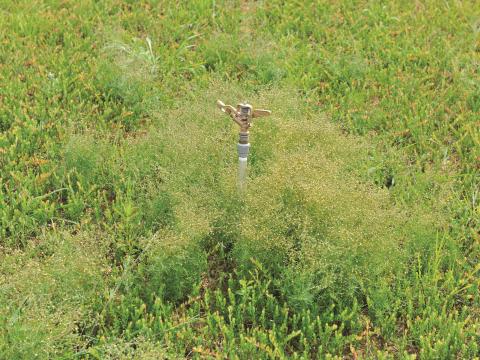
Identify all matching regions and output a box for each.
[216,99,271,135]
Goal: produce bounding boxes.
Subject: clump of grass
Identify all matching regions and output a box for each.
[112,86,437,311]
[138,229,207,304]
[104,36,160,79]
[0,231,107,359]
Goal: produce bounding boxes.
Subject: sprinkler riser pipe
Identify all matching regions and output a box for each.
[238,157,248,192]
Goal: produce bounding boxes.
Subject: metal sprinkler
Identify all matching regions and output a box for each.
[217,100,271,191]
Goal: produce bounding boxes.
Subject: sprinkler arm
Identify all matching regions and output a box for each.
[217,100,245,129]
[252,109,272,118]
[216,100,237,117]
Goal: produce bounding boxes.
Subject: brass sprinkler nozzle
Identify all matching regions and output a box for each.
[216,100,271,144]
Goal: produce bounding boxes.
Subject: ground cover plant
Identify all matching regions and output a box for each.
[0,0,479,359]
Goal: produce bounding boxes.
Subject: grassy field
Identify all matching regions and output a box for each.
[0,0,479,358]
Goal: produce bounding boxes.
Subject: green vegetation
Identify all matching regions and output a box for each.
[0,0,478,358]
